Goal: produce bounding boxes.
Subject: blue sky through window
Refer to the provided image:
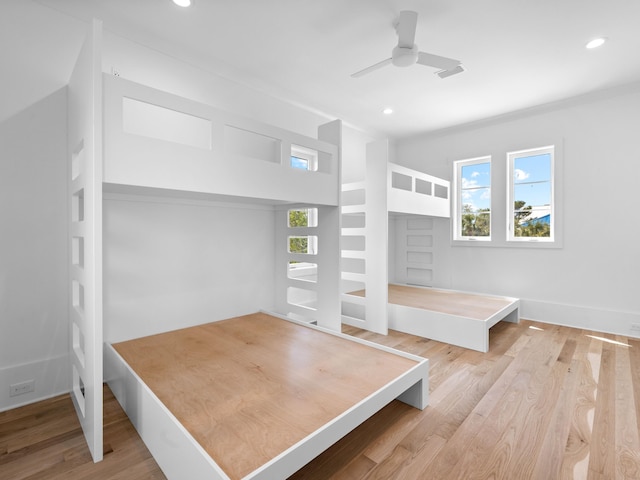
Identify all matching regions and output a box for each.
[291,156,308,170]
[461,161,491,212]
[513,153,551,209]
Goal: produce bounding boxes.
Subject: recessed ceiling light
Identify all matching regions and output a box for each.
[383,108,393,115]
[586,37,607,49]
[172,0,192,7]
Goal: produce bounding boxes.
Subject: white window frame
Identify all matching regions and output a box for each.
[507,145,556,244]
[452,156,492,243]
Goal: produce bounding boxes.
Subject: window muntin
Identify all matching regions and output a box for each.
[454,157,491,240]
[508,146,554,242]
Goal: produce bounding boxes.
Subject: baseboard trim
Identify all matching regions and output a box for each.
[0,354,70,412]
[520,299,640,338]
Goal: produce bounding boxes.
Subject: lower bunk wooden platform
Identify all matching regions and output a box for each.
[103,312,429,480]
[349,284,520,352]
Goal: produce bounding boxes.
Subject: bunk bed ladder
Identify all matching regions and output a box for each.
[340,140,389,335]
[67,19,104,462]
[275,120,341,332]
[340,181,367,328]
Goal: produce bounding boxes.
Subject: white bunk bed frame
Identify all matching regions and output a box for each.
[340,139,519,352]
[68,21,428,478]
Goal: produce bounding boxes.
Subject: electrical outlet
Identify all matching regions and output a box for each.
[9,380,35,397]
[630,323,640,333]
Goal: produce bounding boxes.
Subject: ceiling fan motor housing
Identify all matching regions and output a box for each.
[392,44,419,67]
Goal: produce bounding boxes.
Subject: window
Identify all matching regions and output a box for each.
[288,208,317,229]
[288,207,318,264]
[290,156,309,170]
[507,146,554,242]
[290,145,318,171]
[453,156,491,241]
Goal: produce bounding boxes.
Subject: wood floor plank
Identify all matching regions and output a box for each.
[2,320,637,480]
[502,334,577,478]
[369,355,512,478]
[589,338,617,479]
[613,336,640,479]
[530,330,591,480]
[424,323,570,479]
[559,334,603,479]
[628,337,640,451]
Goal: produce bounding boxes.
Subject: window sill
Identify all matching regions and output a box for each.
[451,239,563,249]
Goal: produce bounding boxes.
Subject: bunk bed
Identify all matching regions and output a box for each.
[68,21,428,479]
[341,139,519,352]
[349,284,519,353]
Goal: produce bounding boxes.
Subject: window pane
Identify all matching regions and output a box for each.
[291,156,309,170]
[288,208,318,228]
[290,144,319,171]
[461,210,491,237]
[514,153,551,184]
[288,236,317,254]
[457,159,491,238]
[509,148,553,240]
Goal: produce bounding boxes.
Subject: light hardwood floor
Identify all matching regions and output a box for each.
[1,319,639,479]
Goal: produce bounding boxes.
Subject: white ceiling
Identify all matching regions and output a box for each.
[4,0,640,138]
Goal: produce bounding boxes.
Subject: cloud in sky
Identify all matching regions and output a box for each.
[461,163,491,210]
[514,168,530,180]
[461,177,477,189]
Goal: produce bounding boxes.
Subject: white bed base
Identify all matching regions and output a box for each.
[104,313,428,480]
[387,287,520,353]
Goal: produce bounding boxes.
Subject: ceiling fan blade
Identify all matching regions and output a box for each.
[396,11,418,48]
[351,58,392,78]
[417,52,461,71]
[436,65,465,79]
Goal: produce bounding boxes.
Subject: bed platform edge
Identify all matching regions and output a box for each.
[103,314,428,480]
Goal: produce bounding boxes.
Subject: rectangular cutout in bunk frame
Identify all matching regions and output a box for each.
[103,75,339,206]
[104,312,428,480]
[387,162,450,218]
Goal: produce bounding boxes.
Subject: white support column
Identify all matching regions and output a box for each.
[67,19,103,462]
[364,140,389,334]
[273,120,341,330]
[316,120,342,331]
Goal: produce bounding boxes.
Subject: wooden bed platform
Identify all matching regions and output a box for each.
[349,284,520,352]
[104,312,428,480]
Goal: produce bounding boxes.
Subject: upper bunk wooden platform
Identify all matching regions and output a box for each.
[105,312,429,480]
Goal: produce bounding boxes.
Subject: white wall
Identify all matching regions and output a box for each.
[0,88,69,411]
[103,194,276,343]
[395,84,640,336]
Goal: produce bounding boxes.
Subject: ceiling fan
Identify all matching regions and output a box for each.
[351,10,465,79]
